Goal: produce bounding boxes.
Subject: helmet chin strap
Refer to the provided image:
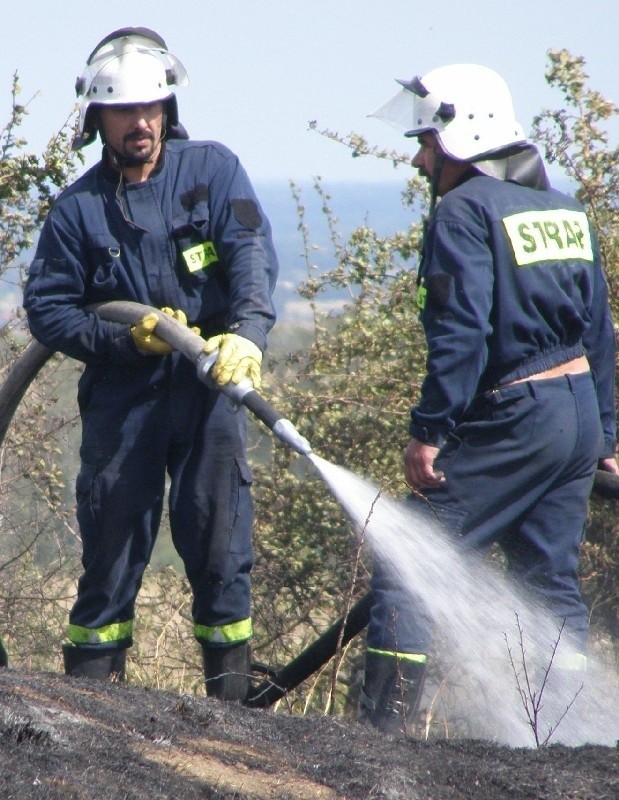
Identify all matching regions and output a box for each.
[429,148,444,215]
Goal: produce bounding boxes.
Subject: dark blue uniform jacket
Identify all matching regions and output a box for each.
[411,175,616,457]
[24,139,278,378]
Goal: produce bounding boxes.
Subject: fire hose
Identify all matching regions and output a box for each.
[1,301,618,698]
[0,302,312,456]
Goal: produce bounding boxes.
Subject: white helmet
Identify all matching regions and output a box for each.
[370,64,526,161]
[73,27,188,150]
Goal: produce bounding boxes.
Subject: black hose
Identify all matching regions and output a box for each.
[92,302,312,453]
[245,592,374,708]
[0,339,53,444]
[0,302,205,446]
[590,469,619,500]
[241,390,286,431]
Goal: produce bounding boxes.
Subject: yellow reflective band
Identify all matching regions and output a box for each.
[194,618,252,645]
[182,240,219,273]
[502,209,593,266]
[417,284,427,311]
[367,647,427,664]
[554,652,588,671]
[68,620,133,645]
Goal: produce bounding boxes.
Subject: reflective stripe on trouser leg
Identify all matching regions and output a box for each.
[359,650,427,735]
[194,618,252,646]
[68,620,134,647]
[367,648,427,664]
[367,549,433,654]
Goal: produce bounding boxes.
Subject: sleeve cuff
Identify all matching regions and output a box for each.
[108,325,143,363]
[409,422,447,447]
[226,321,266,352]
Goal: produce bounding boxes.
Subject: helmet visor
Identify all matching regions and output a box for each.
[369,77,455,138]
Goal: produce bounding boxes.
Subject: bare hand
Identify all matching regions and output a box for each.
[598,456,619,475]
[404,439,445,490]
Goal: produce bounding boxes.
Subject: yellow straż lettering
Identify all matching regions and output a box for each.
[182,241,218,273]
[563,221,579,248]
[502,209,593,266]
[544,221,563,248]
[518,223,536,253]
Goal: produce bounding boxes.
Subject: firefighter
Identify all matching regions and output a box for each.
[23,28,279,699]
[361,64,618,735]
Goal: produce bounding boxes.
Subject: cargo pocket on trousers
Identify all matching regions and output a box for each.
[75,463,102,541]
[228,458,254,554]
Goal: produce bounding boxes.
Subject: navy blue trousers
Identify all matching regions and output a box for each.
[70,355,254,648]
[368,372,602,655]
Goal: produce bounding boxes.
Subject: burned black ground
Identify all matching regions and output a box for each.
[0,669,616,799]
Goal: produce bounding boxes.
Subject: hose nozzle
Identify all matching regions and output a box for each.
[195,351,312,456]
[272,419,313,455]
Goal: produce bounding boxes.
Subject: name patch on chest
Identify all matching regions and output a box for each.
[502,209,593,266]
[182,241,219,273]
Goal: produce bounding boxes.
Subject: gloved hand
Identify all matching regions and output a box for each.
[203,333,263,389]
[130,307,196,355]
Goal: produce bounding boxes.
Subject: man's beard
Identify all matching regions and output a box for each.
[121,131,157,164]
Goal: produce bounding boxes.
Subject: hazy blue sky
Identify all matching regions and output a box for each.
[4,0,617,184]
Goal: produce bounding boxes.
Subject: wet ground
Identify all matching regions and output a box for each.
[0,668,616,799]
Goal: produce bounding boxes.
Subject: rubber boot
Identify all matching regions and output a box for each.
[62,644,126,682]
[0,638,8,668]
[358,651,426,736]
[201,642,249,701]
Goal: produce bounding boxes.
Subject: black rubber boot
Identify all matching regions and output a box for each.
[62,644,126,682]
[201,642,249,701]
[0,638,8,668]
[358,651,426,736]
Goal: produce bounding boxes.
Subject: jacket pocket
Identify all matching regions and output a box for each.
[86,234,123,295]
[172,217,221,285]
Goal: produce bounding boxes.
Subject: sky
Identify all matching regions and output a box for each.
[3,0,618,185]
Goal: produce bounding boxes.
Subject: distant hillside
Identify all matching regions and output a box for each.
[254,180,416,325]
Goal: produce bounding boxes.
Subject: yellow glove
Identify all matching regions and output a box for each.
[203,333,263,389]
[130,308,196,355]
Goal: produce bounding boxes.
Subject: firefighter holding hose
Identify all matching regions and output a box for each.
[23,28,279,700]
[362,64,618,735]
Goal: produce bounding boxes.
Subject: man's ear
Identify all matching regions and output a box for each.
[91,108,103,142]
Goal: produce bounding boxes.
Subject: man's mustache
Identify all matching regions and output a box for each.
[124,130,155,143]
